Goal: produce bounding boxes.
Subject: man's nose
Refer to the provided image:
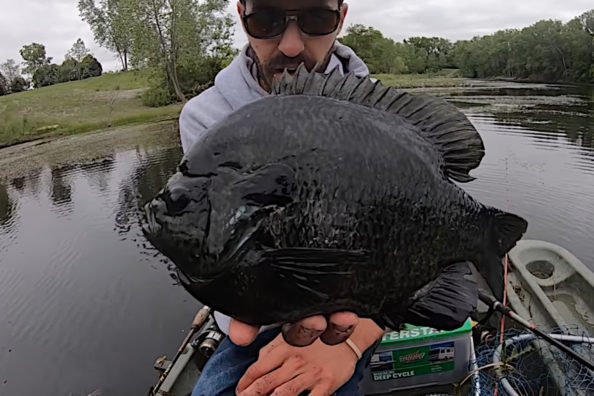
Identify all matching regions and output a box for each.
[278,22,305,58]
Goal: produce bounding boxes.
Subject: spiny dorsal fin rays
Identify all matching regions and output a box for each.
[272,63,485,183]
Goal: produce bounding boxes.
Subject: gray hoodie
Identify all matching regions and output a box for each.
[178,42,369,335]
[179,42,370,153]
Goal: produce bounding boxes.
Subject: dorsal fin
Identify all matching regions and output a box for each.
[271,64,485,183]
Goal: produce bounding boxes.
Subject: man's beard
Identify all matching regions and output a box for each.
[248,47,333,92]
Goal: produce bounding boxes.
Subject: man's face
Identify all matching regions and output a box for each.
[237,0,348,92]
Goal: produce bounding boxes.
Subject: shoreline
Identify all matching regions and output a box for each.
[0,113,181,151]
[1,75,590,152]
[0,120,181,182]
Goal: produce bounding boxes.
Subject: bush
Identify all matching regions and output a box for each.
[139,55,230,108]
[33,64,60,88]
[80,55,103,79]
[141,86,174,107]
[177,56,224,98]
[11,77,28,93]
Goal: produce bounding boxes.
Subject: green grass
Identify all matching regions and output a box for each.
[0,67,479,148]
[373,69,474,89]
[0,69,182,147]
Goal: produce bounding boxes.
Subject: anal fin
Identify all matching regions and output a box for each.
[386,262,478,331]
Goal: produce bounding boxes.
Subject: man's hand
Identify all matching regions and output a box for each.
[229,312,360,347]
[235,332,359,396]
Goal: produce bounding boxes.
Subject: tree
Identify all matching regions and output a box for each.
[80,54,103,78]
[19,43,52,76]
[449,10,593,83]
[0,72,8,96]
[133,0,235,102]
[134,0,207,102]
[78,0,134,71]
[179,0,237,94]
[66,38,91,62]
[339,25,408,74]
[578,9,594,79]
[58,58,81,82]
[63,38,93,80]
[0,59,21,84]
[32,64,60,88]
[404,36,453,72]
[579,9,594,35]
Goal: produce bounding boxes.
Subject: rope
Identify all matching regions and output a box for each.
[495,254,511,396]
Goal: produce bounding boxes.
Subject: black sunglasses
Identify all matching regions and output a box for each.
[242,7,341,39]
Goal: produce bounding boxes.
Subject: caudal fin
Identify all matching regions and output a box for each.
[479,209,528,301]
[492,211,529,256]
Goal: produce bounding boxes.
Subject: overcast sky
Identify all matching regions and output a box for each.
[0,0,591,73]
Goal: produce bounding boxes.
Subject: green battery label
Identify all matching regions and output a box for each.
[369,341,456,382]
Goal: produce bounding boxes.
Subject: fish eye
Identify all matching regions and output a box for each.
[163,186,191,215]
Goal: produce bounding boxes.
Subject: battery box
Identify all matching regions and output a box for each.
[360,318,474,395]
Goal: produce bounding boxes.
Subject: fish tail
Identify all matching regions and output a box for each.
[478,208,528,301]
[491,210,529,256]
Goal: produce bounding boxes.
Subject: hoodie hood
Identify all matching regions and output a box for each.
[213,41,370,112]
[178,40,369,164]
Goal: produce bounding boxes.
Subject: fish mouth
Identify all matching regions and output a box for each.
[141,198,178,262]
[141,196,254,282]
[141,197,201,270]
[142,199,163,238]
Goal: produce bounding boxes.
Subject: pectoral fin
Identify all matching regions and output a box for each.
[262,247,369,302]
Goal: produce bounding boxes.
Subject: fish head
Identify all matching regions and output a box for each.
[142,152,298,283]
[142,170,218,279]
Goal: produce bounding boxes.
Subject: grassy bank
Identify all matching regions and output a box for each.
[0,68,479,148]
[0,69,182,148]
[373,69,474,89]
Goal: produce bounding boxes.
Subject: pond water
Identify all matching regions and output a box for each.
[0,81,593,395]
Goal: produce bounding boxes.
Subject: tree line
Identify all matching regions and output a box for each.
[2,4,592,102]
[77,0,237,107]
[339,9,594,83]
[0,39,103,96]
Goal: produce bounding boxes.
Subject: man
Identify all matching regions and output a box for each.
[179,0,386,395]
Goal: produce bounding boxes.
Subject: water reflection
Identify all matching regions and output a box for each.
[113,146,184,284]
[0,127,197,396]
[49,165,75,214]
[0,180,15,228]
[442,84,594,174]
[114,146,182,234]
[489,109,592,147]
[78,156,116,198]
[9,169,42,196]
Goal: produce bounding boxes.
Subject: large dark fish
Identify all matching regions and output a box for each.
[142,65,528,332]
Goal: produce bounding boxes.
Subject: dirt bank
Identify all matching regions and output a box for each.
[0,121,180,181]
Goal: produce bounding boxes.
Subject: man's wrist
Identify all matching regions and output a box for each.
[344,338,363,360]
[346,318,385,359]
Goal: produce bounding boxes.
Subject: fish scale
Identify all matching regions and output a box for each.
[142,65,529,332]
